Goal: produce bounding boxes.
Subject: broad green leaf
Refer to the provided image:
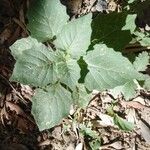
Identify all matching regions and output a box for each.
[10,37,40,59]
[84,44,142,91]
[114,114,134,131]
[133,51,149,72]
[57,58,80,89]
[32,83,72,131]
[111,80,137,100]
[91,12,136,51]
[54,14,92,59]
[122,14,137,33]
[27,0,69,42]
[118,81,137,100]
[72,84,92,108]
[144,77,150,90]
[10,40,58,87]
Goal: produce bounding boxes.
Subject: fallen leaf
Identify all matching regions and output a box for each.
[133,96,146,105]
[17,116,35,133]
[38,139,51,146]
[75,143,83,150]
[98,113,114,126]
[120,100,145,110]
[6,101,26,116]
[126,108,137,124]
[137,120,150,143]
[5,101,34,124]
[109,141,123,149]
[20,84,34,100]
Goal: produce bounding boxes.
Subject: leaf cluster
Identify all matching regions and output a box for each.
[10,0,150,130]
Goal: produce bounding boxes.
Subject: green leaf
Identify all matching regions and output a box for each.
[128,0,136,4]
[133,51,149,72]
[114,114,134,131]
[32,83,72,131]
[10,38,58,87]
[119,81,137,100]
[27,0,69,42]
[91,12,136,51]
[122,14,137,33]
[54,14,92,59]
[10,37,40,59]
[57,58,80,89]
[80,124,99,139]
[89,139,101,150]
[134,31,150,47]
[139,36,150,47]
[112,80,137,100]
[84,44,142,91]
[72,84,92,108]
[144,76,150,90]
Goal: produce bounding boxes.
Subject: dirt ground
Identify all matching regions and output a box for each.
[0,0,150,149]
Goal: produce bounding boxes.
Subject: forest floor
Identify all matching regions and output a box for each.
[0,0,150,150]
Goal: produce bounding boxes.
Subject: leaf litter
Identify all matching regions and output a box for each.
[0,0,150,149]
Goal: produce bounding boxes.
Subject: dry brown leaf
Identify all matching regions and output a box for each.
[120,100,145,110]
[0,107,9,125]
[52,126,62,140]
[38,139,51,146]
[0,28,11,44]
[109,141,123,150]
[133,96,146,105]
[75,143,83,150]
[126,108,137,124]
[16,116,35,133]
[137,120,150,143]
[20,84,34,101]
[108,1,117,12]
[98,113,114,126]
[8,26,21,45]
[5,101,35,124]
[5,101,26,116]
